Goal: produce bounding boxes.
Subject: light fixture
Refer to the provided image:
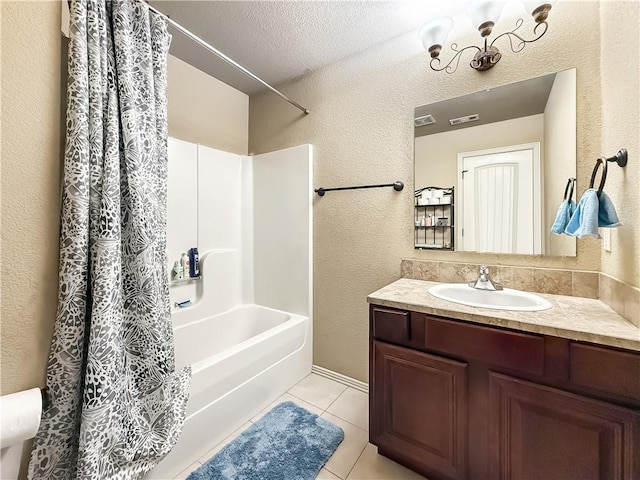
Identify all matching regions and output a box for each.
[420,0,557,74]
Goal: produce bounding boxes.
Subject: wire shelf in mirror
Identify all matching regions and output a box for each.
[415,186,455,250]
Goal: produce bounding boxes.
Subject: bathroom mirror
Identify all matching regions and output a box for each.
[414,68,577,256]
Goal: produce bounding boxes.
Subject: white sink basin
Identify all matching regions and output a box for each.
[428,283,553,312]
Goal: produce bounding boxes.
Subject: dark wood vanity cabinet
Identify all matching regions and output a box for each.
[369,305,640,480]
[371,341,468,479]
[489,373,639,480]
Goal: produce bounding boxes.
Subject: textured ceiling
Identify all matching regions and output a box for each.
[149,1,469,94]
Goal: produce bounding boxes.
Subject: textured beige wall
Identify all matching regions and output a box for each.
[168,55,248,154]
[249,1,607,382]
[1,2,62,396]
[599,1,640,287]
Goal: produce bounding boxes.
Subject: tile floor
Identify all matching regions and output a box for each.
[172,373,427,480]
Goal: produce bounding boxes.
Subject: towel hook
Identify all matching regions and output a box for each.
[563,177,576,202]
[589,157,608,196]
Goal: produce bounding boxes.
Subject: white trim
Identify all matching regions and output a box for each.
[61,0,70,38]
[457,154,465,250]
[311,365,369,395]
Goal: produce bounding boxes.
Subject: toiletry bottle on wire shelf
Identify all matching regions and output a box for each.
[189,247,200,277]
[173,260,183,280]
[181,253,190,278]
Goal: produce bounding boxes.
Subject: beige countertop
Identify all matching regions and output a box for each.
[367,278,640,352]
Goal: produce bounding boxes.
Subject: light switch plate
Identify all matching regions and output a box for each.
[603,229,611,252]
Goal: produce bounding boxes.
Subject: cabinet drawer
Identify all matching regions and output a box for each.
[372,307,410,345]
[570,343,640,400]
[426,317,545,376]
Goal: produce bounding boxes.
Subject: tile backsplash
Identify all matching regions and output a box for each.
[401,259,640,327]
[599,273,640,328]
[401,259,598,298]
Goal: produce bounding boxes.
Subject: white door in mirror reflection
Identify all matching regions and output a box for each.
[458,143,541,255]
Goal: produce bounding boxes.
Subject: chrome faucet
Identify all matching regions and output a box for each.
[468,265,503,291]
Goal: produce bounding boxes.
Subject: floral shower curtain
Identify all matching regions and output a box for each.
[28,1,191,478]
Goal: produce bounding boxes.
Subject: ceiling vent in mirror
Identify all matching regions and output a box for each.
[449,113,479,126]
[415,114,436,127]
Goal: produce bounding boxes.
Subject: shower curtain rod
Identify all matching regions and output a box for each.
[144,2,310,115]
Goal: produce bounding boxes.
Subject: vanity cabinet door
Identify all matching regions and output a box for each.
[371,340,468,480]
[489,372,640,480]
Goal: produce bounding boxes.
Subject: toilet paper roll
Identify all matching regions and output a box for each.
[0,388,42,448]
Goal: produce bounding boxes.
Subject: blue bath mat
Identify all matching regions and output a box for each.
[187,401,344,480]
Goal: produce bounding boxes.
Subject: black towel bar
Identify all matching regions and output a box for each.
[314,181,404,196]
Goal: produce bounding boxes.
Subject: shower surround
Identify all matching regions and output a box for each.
[145,139,313,479]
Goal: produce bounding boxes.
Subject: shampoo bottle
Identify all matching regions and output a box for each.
[181,253,190,278]
[189,247,200,277]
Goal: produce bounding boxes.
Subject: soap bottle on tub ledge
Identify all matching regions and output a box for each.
[172,260,183,280]
[181,252,190,279]
[188,247,200,277]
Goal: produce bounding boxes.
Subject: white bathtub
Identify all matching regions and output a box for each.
[146,304,311,479]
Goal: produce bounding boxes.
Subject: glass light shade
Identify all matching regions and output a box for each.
[523,0,557,15]
[419,16,454,51]
[468,0,507,30]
